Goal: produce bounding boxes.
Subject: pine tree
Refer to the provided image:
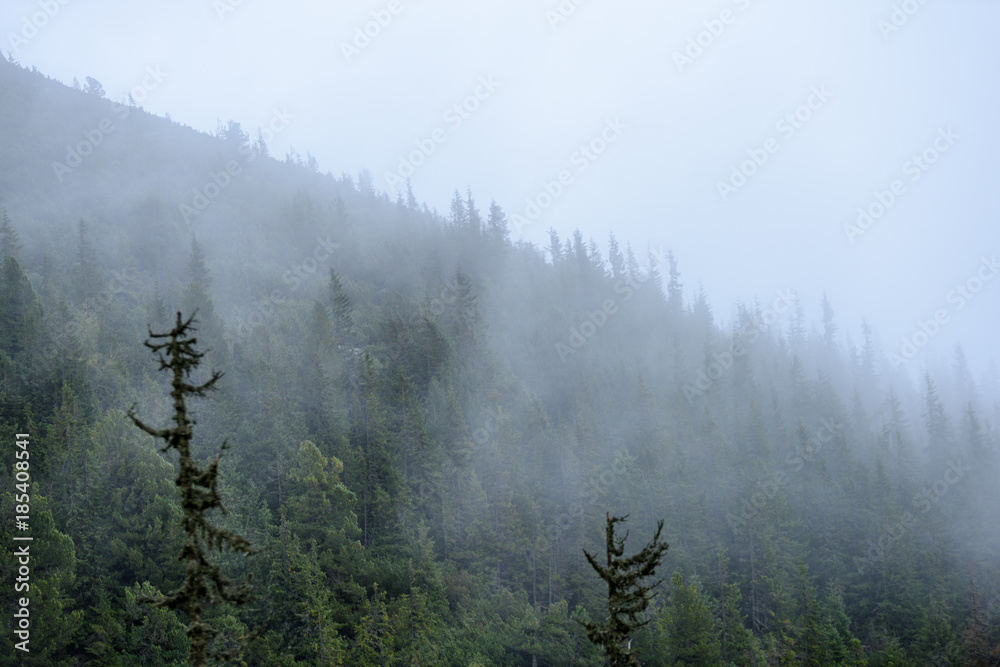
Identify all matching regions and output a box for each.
[301,303,335,435]
[0,255,44,360]
[356,169,375,198]
[147,283,169,331]
[715,554,755,665]
[608,232,625,282]
[666,251,683,315]
[625,243,642,283]
[660,571,722,666]
[646,247,664,294]
[487,200,510,245]
[951,349,981,429]
[589,238,605,274]
[548,228,564,263]
[923,374,951,460]
[284,440,361,560]
[127,312,255,666]
[583,513,669,666]
[466,187,482,235]
[449,189,467,228]
[329,269,354,344]
[255,127,269,158]
[859,317,879,389]
[406,178,418,209]
[788,292,806,351]
[75,219,100,302]
[796,563,829,667]
[572,229,588,271]
[0,209,22,258]
[354,583,395,665]
[821,292,838,349]
[188,235,211,289]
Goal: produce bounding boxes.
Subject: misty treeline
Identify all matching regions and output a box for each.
[1,52,999,666]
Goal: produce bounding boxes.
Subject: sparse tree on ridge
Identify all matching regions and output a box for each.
[127,311,255,666]
[583,513,669,666]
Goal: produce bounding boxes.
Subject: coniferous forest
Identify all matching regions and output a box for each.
[1,53,999,665]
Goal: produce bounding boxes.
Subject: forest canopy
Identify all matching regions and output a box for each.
[0,53,998,665]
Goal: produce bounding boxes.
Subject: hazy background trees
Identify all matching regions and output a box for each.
[1,54,999,665]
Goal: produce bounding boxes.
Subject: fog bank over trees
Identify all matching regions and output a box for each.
[0,39,998,665]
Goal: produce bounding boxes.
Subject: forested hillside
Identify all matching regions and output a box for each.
[1,53,999,665]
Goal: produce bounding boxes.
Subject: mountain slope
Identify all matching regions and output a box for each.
[1,55,999,665]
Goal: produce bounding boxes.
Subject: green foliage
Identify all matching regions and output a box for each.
[0,487,83,665]
[0,254,44,359]
[353,583,395,665]
[0,208,21,258]
[0,59,997,664]
[658,572,722,666]
[128,312,254,665]
[72,410,185,594]
[583,514,669,666]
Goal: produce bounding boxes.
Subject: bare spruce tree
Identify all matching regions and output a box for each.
[583,513,669,666]
[128,311,253,666]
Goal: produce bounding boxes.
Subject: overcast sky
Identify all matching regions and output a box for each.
[4,0,998,378]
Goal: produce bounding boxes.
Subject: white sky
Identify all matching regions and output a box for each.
[3,0,998,376]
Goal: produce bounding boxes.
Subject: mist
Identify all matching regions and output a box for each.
[1,1,999,664]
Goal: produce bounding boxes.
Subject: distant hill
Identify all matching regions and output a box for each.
[1,54,998,665]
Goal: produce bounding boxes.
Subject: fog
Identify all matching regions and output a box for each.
[5,0,997,373]
[2,1,1000,664]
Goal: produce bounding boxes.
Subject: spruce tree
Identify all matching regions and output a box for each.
[329,269,354,343]
[666,251,683,315]
[548,228,563,263]
[189,235,211,289]
[661,571,722,666]
[127,311,254,666]
[0,209,21,259]
[583,513,669,666]
[75,219,100,301]
[466,187,482,235]
[487,200,510,244]
[449,189,467,227]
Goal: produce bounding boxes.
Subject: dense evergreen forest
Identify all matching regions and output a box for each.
[1,53,999,665]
